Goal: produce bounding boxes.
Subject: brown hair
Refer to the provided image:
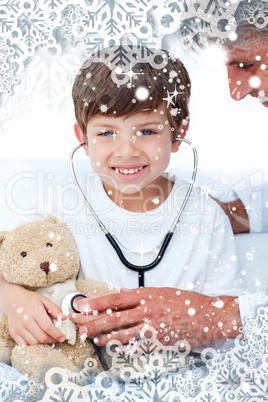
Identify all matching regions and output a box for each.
[72,46,191,140]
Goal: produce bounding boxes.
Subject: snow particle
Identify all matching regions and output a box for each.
[50,263,57,272]
[188,308,196,316]
[135,86,150,101]
[214,300,224,308]
[249,76,261,88]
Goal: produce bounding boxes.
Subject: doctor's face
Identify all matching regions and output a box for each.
[226,41,268,108]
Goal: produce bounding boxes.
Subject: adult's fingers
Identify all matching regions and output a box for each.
[78,306,143,339]
[94,323,145,346]
[75,290,142,314]
[69,310,106,325]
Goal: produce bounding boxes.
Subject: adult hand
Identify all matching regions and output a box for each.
[211,197,250,234]
[70,287,242,348]
[0,278,66,346]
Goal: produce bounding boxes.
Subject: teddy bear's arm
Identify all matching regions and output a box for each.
[76,279,118,296]
[0,313,16,365]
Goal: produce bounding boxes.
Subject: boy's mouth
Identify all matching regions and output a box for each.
[111,165,147,178]
[114,167,143,175]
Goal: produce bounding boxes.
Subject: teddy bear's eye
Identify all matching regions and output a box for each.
[46,243,53,248]
[21,252,27,258]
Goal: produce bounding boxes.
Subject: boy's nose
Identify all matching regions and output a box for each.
[114,136,141,159]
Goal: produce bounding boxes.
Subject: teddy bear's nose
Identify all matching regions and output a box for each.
[40,262,50,275]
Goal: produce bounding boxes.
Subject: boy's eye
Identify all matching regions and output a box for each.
[139,130,155,136]
[98,130,115,137]
[46,243,53,248]
[21,251,27,257]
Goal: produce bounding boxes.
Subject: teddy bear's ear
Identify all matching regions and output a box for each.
[44,215,61,225]
[0,231,8,246]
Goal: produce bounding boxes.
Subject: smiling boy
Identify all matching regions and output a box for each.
[72,47,190,214]
[68,46,242,348]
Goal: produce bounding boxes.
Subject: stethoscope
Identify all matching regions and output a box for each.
[70,137,198,288]
[67,143,208,367]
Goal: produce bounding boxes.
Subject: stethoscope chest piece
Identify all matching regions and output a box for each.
[61,291,87,315]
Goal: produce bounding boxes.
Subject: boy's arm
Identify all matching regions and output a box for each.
[0,273,66,346]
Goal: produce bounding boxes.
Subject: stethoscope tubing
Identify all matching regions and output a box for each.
[70,138,198,287]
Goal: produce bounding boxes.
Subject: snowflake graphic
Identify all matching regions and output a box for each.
[170,107,179,116]
[169,43,185,61]
[0,306,262,401]
[0,65,19,96]
[0,0,261,125]
[100,104,108,113]
[61,5,90,44]
[1,2,268,398]
[169,70,178,79]
[246,251,254,261]
[0,366,30,401]
[80,333,87,343]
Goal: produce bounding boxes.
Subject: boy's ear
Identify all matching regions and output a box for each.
[171,123,189,153]
[74,122,89,156]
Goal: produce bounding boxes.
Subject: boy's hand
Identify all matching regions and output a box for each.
[69,287,242,348]
[1,281,66,346]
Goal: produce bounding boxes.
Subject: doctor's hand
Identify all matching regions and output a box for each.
[211,197,249,234]
[69,287,242,348]
[0,278,67,346]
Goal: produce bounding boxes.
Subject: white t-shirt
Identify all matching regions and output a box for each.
[60,172,242,297]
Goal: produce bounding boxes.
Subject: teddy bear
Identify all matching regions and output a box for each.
[0,216,117,381]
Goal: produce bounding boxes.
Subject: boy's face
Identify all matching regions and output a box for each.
[75,105,182,201]
[226,41,268,108]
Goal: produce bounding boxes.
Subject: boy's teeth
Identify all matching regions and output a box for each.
[115,167,143,174]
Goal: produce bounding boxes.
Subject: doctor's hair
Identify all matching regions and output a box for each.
[225,22,268,48]
[72,46,191,141]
